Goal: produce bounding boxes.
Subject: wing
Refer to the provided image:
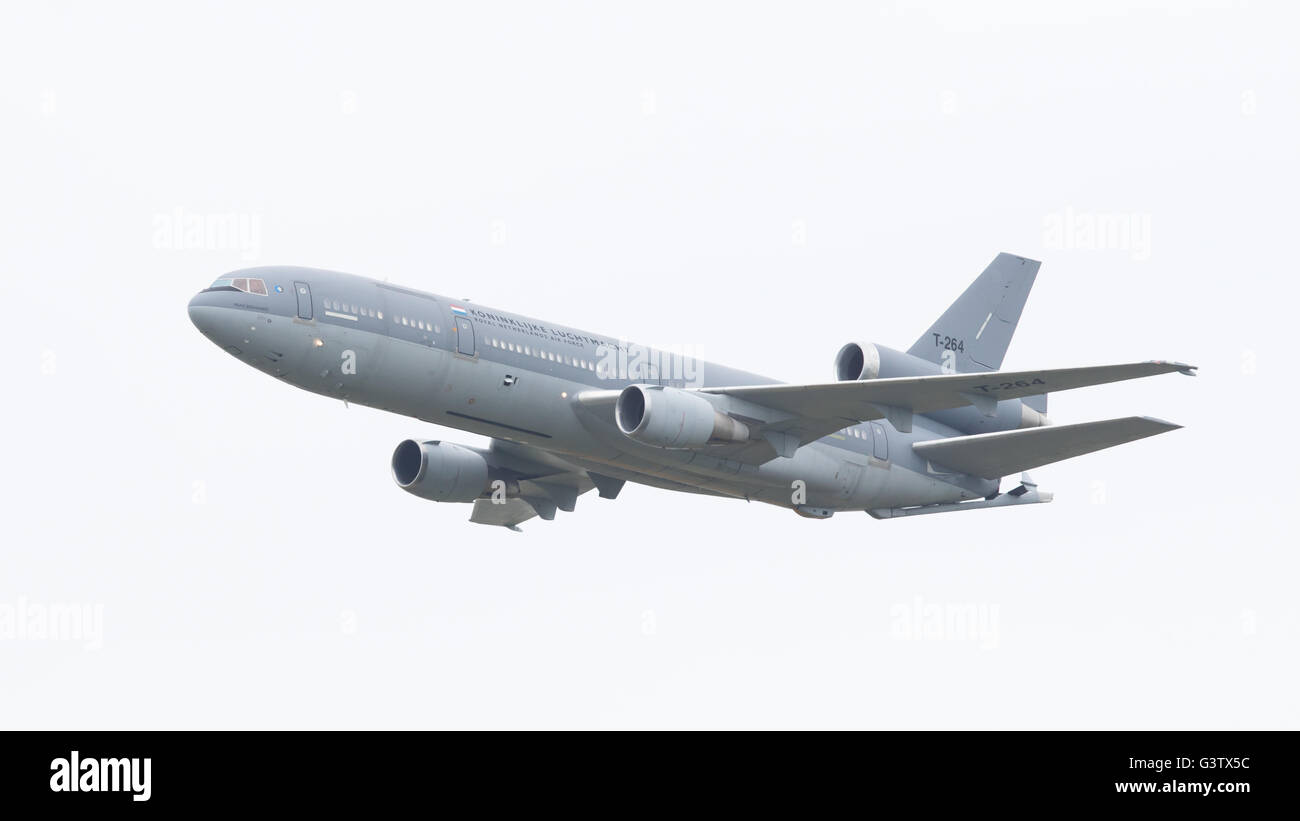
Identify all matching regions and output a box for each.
[576,360,1195,465]
[699,361,1195,423]
[911,416,1181,479]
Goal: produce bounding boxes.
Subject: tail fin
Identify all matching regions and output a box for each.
[908,252,1045,412]
[908,252,1040,373]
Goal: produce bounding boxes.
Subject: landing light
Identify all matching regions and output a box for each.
[313,338,324,347]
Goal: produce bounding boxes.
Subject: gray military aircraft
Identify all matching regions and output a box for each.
[188,253,1194,529]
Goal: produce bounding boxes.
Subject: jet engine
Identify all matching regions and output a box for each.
[833,341,1050,431]
[391,439,491,503]
[615,384,750,448]
[834,342,942,381]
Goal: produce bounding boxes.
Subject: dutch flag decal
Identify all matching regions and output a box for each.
[450,305,468,316]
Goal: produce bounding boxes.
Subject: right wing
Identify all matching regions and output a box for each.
[911,416,1182,479]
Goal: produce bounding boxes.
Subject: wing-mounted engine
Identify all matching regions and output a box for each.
[391,440,496,503]
[390,438,606,531]
[615,384,750,448]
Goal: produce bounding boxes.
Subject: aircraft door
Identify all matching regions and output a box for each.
[871,422,889,461]
[455,316,476,356]
[294,282,313,320]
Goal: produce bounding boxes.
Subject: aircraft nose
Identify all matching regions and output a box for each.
[188,291,218,334]
[187,288,234,343]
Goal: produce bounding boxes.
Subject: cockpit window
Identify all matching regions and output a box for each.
[208,276,269,295]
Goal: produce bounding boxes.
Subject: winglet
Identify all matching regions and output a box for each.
[1151,360,1198,376]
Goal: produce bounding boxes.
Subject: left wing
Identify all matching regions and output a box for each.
[697,361,1195,425]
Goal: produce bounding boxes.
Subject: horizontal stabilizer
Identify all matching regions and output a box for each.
[912,416,1181,479]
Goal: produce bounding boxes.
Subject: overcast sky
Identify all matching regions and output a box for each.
[1,0,1296,728]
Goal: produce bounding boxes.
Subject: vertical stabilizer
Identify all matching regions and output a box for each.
[907,252,1040,373]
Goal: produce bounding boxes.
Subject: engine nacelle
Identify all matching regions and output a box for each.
[615,384,750,448]
[391,439,490,503]
[834,342,1050,432]
[834,342,941,381]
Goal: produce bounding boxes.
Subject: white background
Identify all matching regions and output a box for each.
[1,0,1295,728]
